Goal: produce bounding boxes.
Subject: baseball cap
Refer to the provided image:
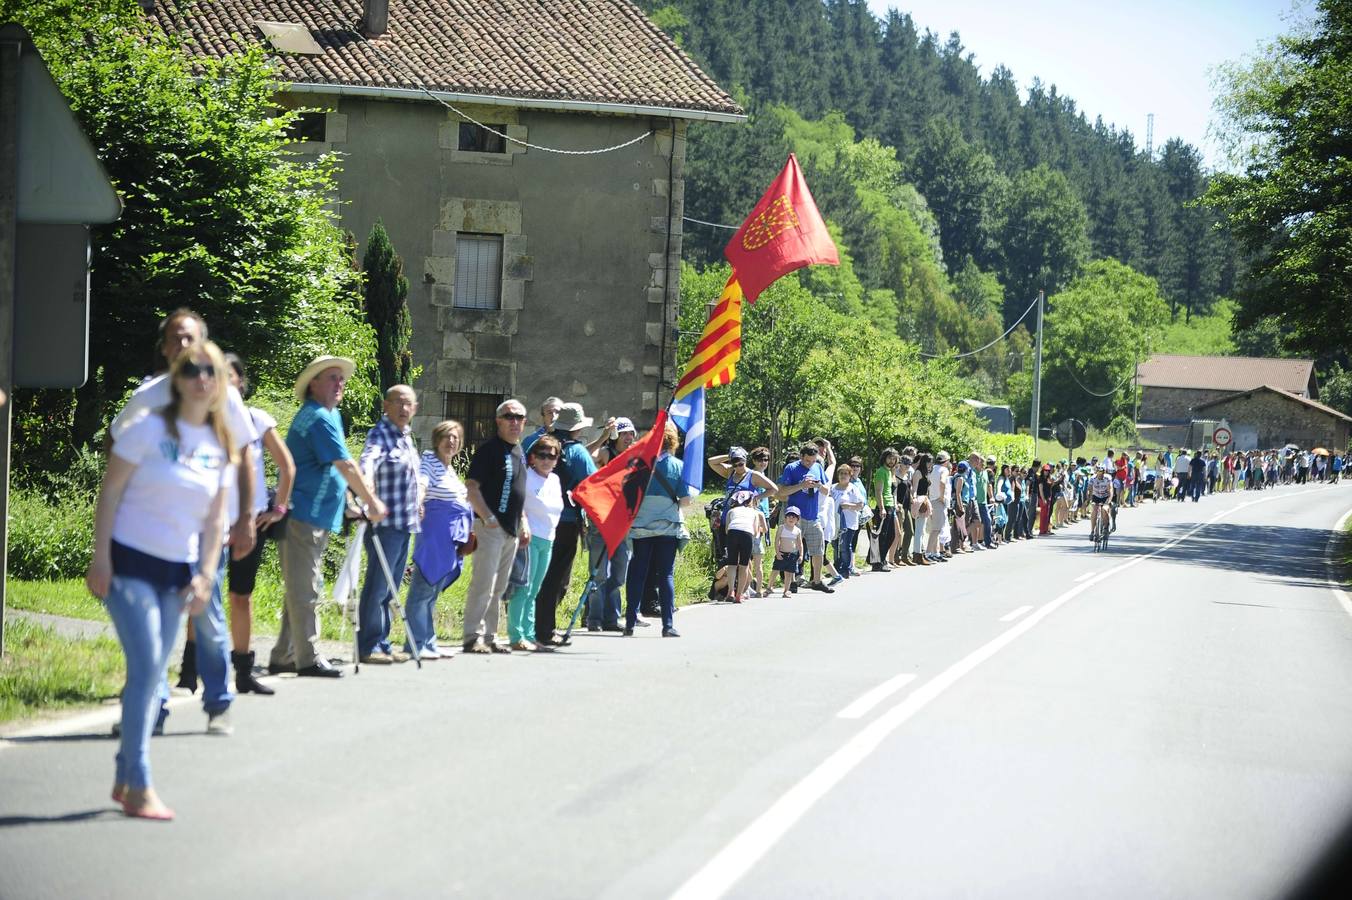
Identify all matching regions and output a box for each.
[614,417,636,434]
[785,506,801,517]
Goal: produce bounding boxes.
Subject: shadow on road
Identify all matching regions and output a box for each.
[1071,521,1341,593]
[0,809,120,827]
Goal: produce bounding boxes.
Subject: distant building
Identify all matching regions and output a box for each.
[1194,386,1351,451]
[963,399,1013,434]
[1135,354,1317,425]
[148,0,742,444]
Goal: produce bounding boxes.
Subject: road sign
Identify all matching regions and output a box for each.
[1213,426,1232,447]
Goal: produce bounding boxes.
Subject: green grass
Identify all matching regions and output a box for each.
[8,494,733,647]
[0,618,126,725]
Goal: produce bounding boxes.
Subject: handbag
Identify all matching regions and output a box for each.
[911,495,931,517]
[508,541,531,589]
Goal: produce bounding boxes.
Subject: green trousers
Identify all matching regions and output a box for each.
[508,535,554,644]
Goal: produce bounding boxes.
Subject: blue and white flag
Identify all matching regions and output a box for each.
[668,387,705,496]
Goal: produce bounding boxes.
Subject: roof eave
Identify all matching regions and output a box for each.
[284,81,747,123]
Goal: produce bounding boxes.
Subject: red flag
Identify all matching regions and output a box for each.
[723,153,838,303]
[572,411,670,555]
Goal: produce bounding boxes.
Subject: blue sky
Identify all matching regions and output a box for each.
[864,1,1301,169]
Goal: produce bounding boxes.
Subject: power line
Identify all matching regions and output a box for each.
[1064,364,1136,397]
[917,292,1041,359]
[683,215,739,231]
[346,18,654,156]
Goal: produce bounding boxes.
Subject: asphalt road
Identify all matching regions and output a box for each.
[3,482,1352,899]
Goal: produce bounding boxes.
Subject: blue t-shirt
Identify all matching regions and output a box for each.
[521,426,547,454]
[778,460,825,521]
[554,435,597,524]
[287,399,351,532]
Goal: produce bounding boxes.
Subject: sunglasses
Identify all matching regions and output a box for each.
[499,413,526,421]
[533,451,559,460]
[733,459,747,466]
[179,360,216,379]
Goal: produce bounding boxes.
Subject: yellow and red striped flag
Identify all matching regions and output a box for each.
[672,273,743,400]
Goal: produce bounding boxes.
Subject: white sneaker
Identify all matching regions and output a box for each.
[206,710,233,736]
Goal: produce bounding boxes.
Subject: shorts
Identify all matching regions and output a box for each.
[799,519,825,556]
[726,530,754,567]
[772,552,800,574]
[227,527,268,595]
[1091,495,1109,505]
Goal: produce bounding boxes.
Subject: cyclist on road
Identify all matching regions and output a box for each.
[1089,464,1114,541]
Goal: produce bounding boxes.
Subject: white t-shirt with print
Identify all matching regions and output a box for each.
[111,414,233,564]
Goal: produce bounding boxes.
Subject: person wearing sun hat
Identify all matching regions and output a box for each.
[268,356,387,678]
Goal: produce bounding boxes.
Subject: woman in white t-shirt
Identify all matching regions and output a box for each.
[86,341,237,821]
[724,490,765,602]
[506,434,565,650]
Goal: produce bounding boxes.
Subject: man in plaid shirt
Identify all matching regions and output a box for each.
[356,385,422,664]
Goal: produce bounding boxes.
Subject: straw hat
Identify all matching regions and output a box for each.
[294,355,356,403]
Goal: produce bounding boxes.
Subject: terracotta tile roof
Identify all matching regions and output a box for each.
[148,0,742,118]
[1135,354,1315,396]
[1195,385,1352,423]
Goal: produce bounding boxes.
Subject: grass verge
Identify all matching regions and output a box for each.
[8,491,733,646]
[0,618,125,725]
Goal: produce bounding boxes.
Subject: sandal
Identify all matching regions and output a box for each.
[464,640,491,655]
[489,642,512,654]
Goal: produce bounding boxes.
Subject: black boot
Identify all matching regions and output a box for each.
[232,650,274,696]
[175,640,198,693]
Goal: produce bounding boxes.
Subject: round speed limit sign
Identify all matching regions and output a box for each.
[1213,426,1232,447]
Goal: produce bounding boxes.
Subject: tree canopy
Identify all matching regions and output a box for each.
[1205,0,1352,361]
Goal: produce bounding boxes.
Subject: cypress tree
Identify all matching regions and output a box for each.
[362,219,413,411]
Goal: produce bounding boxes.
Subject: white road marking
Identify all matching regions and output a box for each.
[1074,571,1097,583]
[836,673,917,720]
[1324,506,1352,622]
[999,605,1033,622]
[671,485,1332,900]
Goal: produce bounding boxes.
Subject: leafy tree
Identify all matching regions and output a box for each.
[1156,299,1238,356]
[362,220,414,407]
[908,117,1002,269]
[1205,0,1352,359]
[1040,259,1169,426]
[995,165,1091,327]
[4,0,378,456]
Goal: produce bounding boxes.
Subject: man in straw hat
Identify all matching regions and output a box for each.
[268,356,388,678]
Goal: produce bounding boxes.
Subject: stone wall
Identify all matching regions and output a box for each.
[1138,386,1237,424]
[1199,390,1351,450]
[319,96,686,447]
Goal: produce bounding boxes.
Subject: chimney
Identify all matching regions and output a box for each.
[363,0,389,37]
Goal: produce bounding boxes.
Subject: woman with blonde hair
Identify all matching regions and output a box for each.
[86,341,236,820]
[404,419,474,659]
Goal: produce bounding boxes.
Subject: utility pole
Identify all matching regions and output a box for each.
[0,31,20,656]
[1146,113,1154,160]
[1030,290,1044,460]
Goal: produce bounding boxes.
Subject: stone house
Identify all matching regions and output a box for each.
[147,0,742,445]
[1135,354,1317,425]
[1193,386,1351,452]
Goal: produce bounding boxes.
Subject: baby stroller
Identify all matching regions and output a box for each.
[703,496,733,603]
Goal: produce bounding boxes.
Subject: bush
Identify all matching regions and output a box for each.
[981,433,1035,467]
[9,487,95,580]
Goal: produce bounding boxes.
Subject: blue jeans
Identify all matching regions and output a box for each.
[585,530,629,628]
[193,546,233,714]
[834,526,857,575]
[626,536,677,630]
[403,563,459,655]
[359,526,412,657]
[978,503,995,548]
[104,575,186,789]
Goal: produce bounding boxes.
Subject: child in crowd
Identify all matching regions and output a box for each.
[773,507,805,598]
